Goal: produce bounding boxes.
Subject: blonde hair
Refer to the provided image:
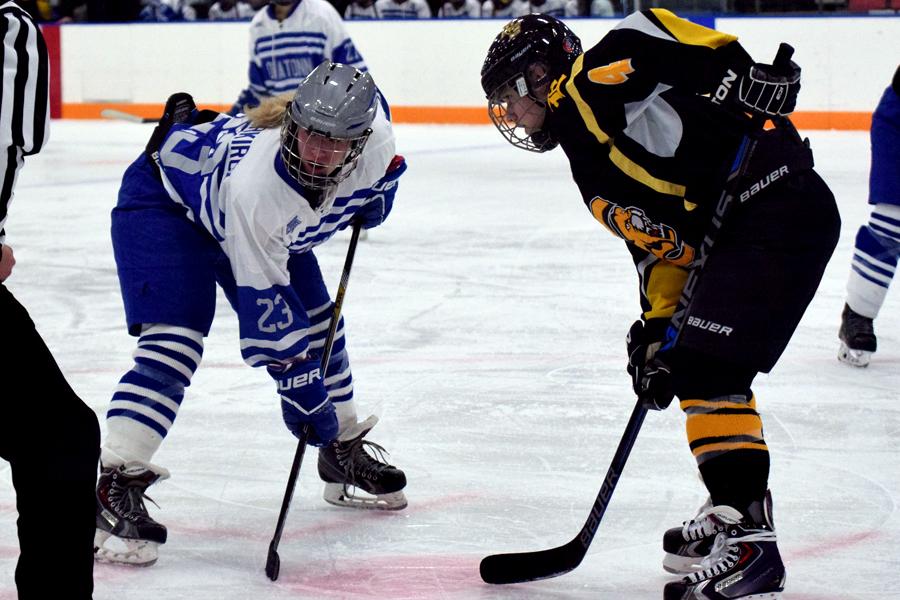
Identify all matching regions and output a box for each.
[245,93,294,128]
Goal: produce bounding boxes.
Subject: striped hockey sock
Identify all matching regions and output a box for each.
[105,324,204,464]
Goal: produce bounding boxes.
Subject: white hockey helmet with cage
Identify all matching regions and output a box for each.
[280,61,378,191]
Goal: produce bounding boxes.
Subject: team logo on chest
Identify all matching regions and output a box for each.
[590,196,695,266]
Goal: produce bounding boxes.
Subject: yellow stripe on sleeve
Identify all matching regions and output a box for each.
[564,54,611,146]
[608,144,687,198]
[643,261,688,320]
[649,9,738,49]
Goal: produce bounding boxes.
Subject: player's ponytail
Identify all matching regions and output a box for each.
[245,93,294,128]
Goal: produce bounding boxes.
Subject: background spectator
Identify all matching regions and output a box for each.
[208,0,255,19]
[139,0,197,21]
[481,0,527,17]
[374,0,431,18]
[438,0,480,16]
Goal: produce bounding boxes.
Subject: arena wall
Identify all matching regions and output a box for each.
[50,15,899,129]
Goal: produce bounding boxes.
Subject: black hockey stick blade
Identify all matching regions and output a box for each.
[480,538,587,584]
[264,540,281,580]
[480,400,647,584]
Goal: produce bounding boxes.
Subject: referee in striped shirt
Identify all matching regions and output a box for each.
[0,2,99,598]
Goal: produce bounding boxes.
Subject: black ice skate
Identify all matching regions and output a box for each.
[317,415,407,510]
[664,500,784,600]
[94,461,169,566]
[663,491,773,574]
[838,303,877,367]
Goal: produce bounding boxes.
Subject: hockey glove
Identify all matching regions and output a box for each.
[355,155,407,229]
[626,318,675,411]
[268,359,338,446]
[737,60,801,118]
[145,92,197,158]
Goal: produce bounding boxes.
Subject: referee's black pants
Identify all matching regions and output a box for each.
[0,283,100,599]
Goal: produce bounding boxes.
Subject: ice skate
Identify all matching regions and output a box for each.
[317,415,407,510]
[663,520,785,600]
[94,461,169,566]
[663,491,772,574]
[838,303,877,367]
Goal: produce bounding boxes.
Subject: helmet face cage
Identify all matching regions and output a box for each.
[280,113,371,190]
[487,63,554,153]
[279,61,378,192]
[481,15,582,153]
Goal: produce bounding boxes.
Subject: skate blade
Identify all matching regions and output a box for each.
[94,529,159,567]
[662,553,705,574]
[838,344,872,367]
[323,483,407,511]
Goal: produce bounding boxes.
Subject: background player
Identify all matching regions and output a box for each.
[230,0,366,115]
[95,62,407,567]
[480,13,839,600]
[838,64,900,367]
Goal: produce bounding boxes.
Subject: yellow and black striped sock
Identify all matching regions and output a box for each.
[681,394,768,466]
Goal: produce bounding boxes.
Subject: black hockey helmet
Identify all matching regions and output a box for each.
[480,15,582,152]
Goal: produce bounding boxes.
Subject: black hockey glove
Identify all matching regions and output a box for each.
[145,92,197,158]
[626,318,675,411]
[737,60,801,118]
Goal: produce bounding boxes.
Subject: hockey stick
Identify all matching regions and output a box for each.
[265,221,364,581]
[479,44,795,586]
[99,108,160,124]
[480,399,647,584]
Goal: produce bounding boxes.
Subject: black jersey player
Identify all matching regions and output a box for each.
[481,12,840,600]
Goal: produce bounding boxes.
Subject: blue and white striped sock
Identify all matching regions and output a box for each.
[847,204,900,319]
[105,324,204,464]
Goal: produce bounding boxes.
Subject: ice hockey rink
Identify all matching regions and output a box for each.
[0,120,897,599]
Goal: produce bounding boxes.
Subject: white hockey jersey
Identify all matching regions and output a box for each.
[154,104,398,367]
[237,0,366,109]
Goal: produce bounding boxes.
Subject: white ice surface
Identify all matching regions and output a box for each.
[0,122,898,599]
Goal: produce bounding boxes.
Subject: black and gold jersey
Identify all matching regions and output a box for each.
[545,9,755,320]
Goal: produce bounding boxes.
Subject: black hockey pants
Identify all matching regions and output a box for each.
[669,168,840,514]
[0,284,100,599]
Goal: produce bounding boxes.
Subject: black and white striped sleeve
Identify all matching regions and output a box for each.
[0,1,49,244]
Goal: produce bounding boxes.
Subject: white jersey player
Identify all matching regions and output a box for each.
[230,0,366,114]
[94,62,408,568]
